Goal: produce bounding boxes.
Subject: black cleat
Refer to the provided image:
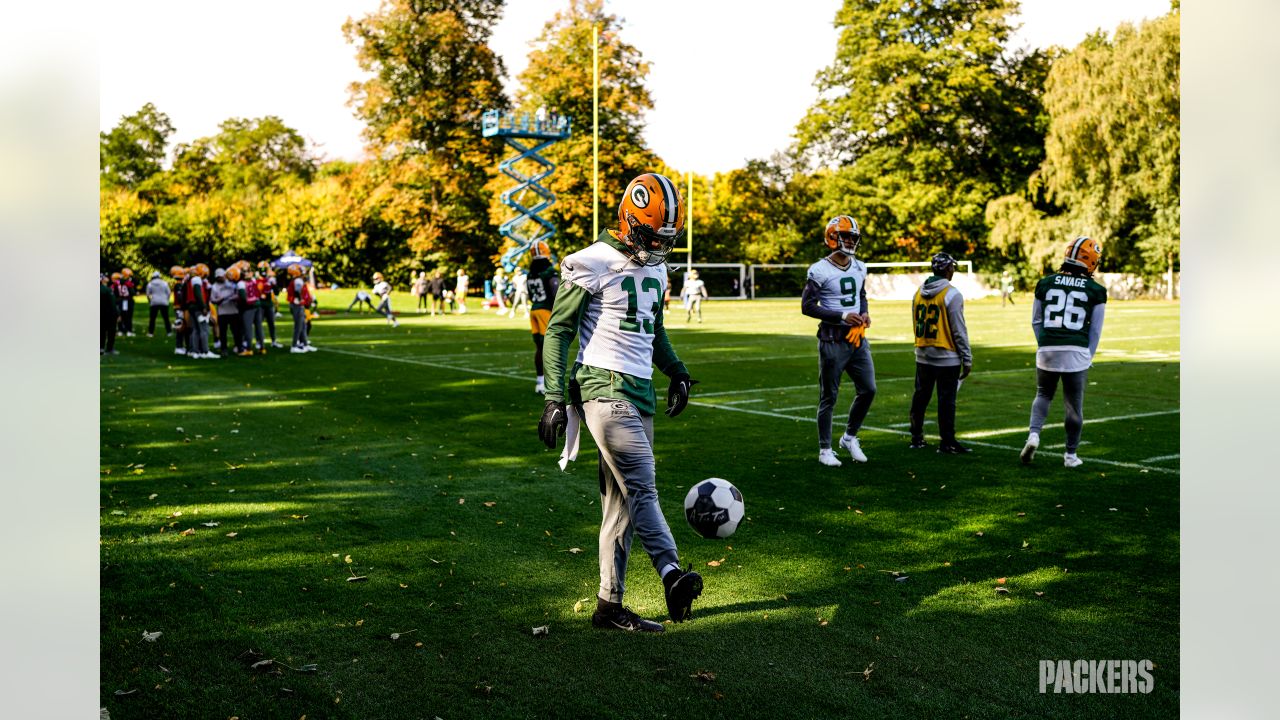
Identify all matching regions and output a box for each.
[937,442,972,455]
[591,605,665,633]
[909,437,929,449]
[663,565,704,623]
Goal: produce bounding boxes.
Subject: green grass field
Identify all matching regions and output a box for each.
[100,291,1179,718]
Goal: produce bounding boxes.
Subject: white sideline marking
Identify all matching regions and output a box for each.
[719,398,767,406]
[696,384,814,398]
[959,409,1180,439]
[688,401,1179,475]
[1046,441,1092,449]
[694,368,1035,399]
[1141,453,1180,463]
[332,346,1178,475]
[323,347,527,381]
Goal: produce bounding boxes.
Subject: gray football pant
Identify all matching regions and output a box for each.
[817,339,878,449]
[190,313,209,355]
[242,306,263,349]
[290,304,308,347]
[1029,368,1088,453]
[582,398,680,604]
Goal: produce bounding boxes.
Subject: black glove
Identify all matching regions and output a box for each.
[665,374,699,418]
[538,400,568,448]
[959,364,972,381]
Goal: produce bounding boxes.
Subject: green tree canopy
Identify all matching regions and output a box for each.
[344,0,509,267]
[503,0,660,255]
[796,0,1048,261]
[987,8,1180,280]
[100,102,174,188]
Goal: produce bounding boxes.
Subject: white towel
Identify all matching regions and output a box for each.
[558,404,582,471]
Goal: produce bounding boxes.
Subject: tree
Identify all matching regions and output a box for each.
[986,9,1180,287]
[506,0,661,254]
[796,0,1048,261]
[1038,11,1180,280]
[100,103,174,188]
[344,0,509,268]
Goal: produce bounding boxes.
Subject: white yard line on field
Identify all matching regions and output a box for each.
[331,346,1178,475]
[958,409,1180,439]
[1141,453,1180,463]
[323,347,528,381]
[688,400,1179,475]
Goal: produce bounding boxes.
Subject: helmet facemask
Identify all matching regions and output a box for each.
[833,230,860,257]
[622,214,684,267]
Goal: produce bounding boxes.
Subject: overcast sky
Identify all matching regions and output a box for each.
[99,0,1172,175]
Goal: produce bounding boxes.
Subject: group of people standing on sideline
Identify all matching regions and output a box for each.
[100,260,318,357]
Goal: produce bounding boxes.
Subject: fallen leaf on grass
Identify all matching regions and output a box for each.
[356,619,364,626]
[567,547,583,554]
[1021,540,1030,549]
[483,501,496,508]
[201,522,219,527]
[707,558,725,567]
[344,555,353,564]
[141,631,162,642]
[346,575,367,583]
[390,630,416,640]
[148,494,158,500]
[250,659,275,672]
[113,689,137,697]
[457,498,465,505]
[110,510,126,516]
[691,670,716,683]
[225,532,238,538]
[179,528,195,536]
[573,598,589,613]
[975,531,984,537]
[894,576,909,582]
[1016,512,1026,517]
[1035,591,1045,597]
[995,586,1010,596]
[1109,507,1118,512]
[532,625,550,637]
[996,577,1007,585]
[854,509,864,515]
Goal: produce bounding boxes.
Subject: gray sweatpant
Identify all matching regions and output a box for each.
[242,305,263,349]
[817,339,877,449]
[290,304,308,348]
[1030,368,1088,453]
[582,398,680,604]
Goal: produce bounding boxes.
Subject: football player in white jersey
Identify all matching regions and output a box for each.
[682,269,708,323]
[539,173,703,633]
[802,215,878,467]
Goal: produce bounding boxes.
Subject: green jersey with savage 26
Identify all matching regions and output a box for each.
[1033,272,1108,348]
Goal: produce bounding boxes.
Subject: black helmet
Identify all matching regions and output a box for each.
[930,252,958,275]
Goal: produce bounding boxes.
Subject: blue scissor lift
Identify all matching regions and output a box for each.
[481,109,571,271]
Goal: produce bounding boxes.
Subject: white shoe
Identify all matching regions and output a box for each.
[818,448,842,467]
[205,352,221,359]
[271,342,283,349]
[304,344,318,352]
[1063,453,1083,468]
[175,348,186,356]
[392,320,399,328]
[1020,432,1040,465]
[291,346,307,354]
[839,434,867,462]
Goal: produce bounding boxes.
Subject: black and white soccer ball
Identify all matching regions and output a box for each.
[683,478,744,539]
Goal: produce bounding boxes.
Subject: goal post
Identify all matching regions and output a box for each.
[665,262,748,300]
[749,260,981,300]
